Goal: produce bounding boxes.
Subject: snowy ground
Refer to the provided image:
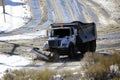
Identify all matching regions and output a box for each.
[0,0,32,78]
[0,0,50,40]
[0,0,31,33]
[0,54,31,78]
[0,0,49,78]
[0,0,119,40]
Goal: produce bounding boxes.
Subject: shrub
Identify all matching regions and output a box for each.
[2,69,55,80]
[85,50,120,80]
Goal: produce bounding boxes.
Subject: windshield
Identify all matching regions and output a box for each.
[50,29,70,38]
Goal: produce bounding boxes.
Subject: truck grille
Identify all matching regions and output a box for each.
[48,40,61,47]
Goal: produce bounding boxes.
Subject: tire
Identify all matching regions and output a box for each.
[89,40,96,52]
[76,36,90,54]
[79,42,90,54]
[68,43,75,59]
[50,52,59,62]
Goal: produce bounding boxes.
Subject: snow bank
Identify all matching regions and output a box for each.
[0,0,31,33]
[0,54,30,78]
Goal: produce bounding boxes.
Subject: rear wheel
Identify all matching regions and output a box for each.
[76,36,90,54]
[89,40,96,52]
[79,42,90,54]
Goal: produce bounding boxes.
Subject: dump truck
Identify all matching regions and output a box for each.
[43,21,97,60]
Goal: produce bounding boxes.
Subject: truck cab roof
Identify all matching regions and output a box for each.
[50,27,72,30]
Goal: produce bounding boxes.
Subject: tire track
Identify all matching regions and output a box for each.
[98,33,120,40]
[87,0,110,18]
[25,61,83,71]
[68,0,86,22]
[50,0,65,22]
[77,0,99,23]
[64,0,76,21]
[0,0,43,36]
[0,0,55,39]
[57,0,72,22]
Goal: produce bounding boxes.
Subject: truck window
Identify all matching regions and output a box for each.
[50,29,70,38]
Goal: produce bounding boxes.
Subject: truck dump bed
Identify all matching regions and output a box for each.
[51,21,97,43]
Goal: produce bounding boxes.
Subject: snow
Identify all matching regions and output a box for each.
[0,0,31,33]
[57,0,71,22]
[0,54,30,78]
[0,30,47,40]
[77,0,99,23]
[0,0,54,41]
[0,0,51,78]
[0,0,34,78]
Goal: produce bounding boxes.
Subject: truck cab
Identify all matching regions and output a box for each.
[43,27,77,54]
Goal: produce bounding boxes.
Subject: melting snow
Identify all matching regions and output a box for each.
[0,54,30,78]
[0,0,31,33]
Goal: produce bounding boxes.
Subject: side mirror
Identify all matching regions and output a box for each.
[46,30,51,37]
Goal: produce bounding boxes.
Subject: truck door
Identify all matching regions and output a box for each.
[70,28,76,45]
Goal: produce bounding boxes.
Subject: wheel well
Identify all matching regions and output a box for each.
[69,42,74,48]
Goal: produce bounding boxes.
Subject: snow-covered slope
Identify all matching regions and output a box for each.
[0,0,120,40]
[0,0,31,32]
[0,54,30,78]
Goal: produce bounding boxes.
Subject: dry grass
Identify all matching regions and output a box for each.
[2,69,81,80]
[84,50,120,80]
[2,50,120,80]
[2,69,55,80]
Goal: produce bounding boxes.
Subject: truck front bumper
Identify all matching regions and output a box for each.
[49,47,69,54]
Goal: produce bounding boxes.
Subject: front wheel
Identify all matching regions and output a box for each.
[79,42,90,54]
[68,44,76,59]
[49,52,59,62]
